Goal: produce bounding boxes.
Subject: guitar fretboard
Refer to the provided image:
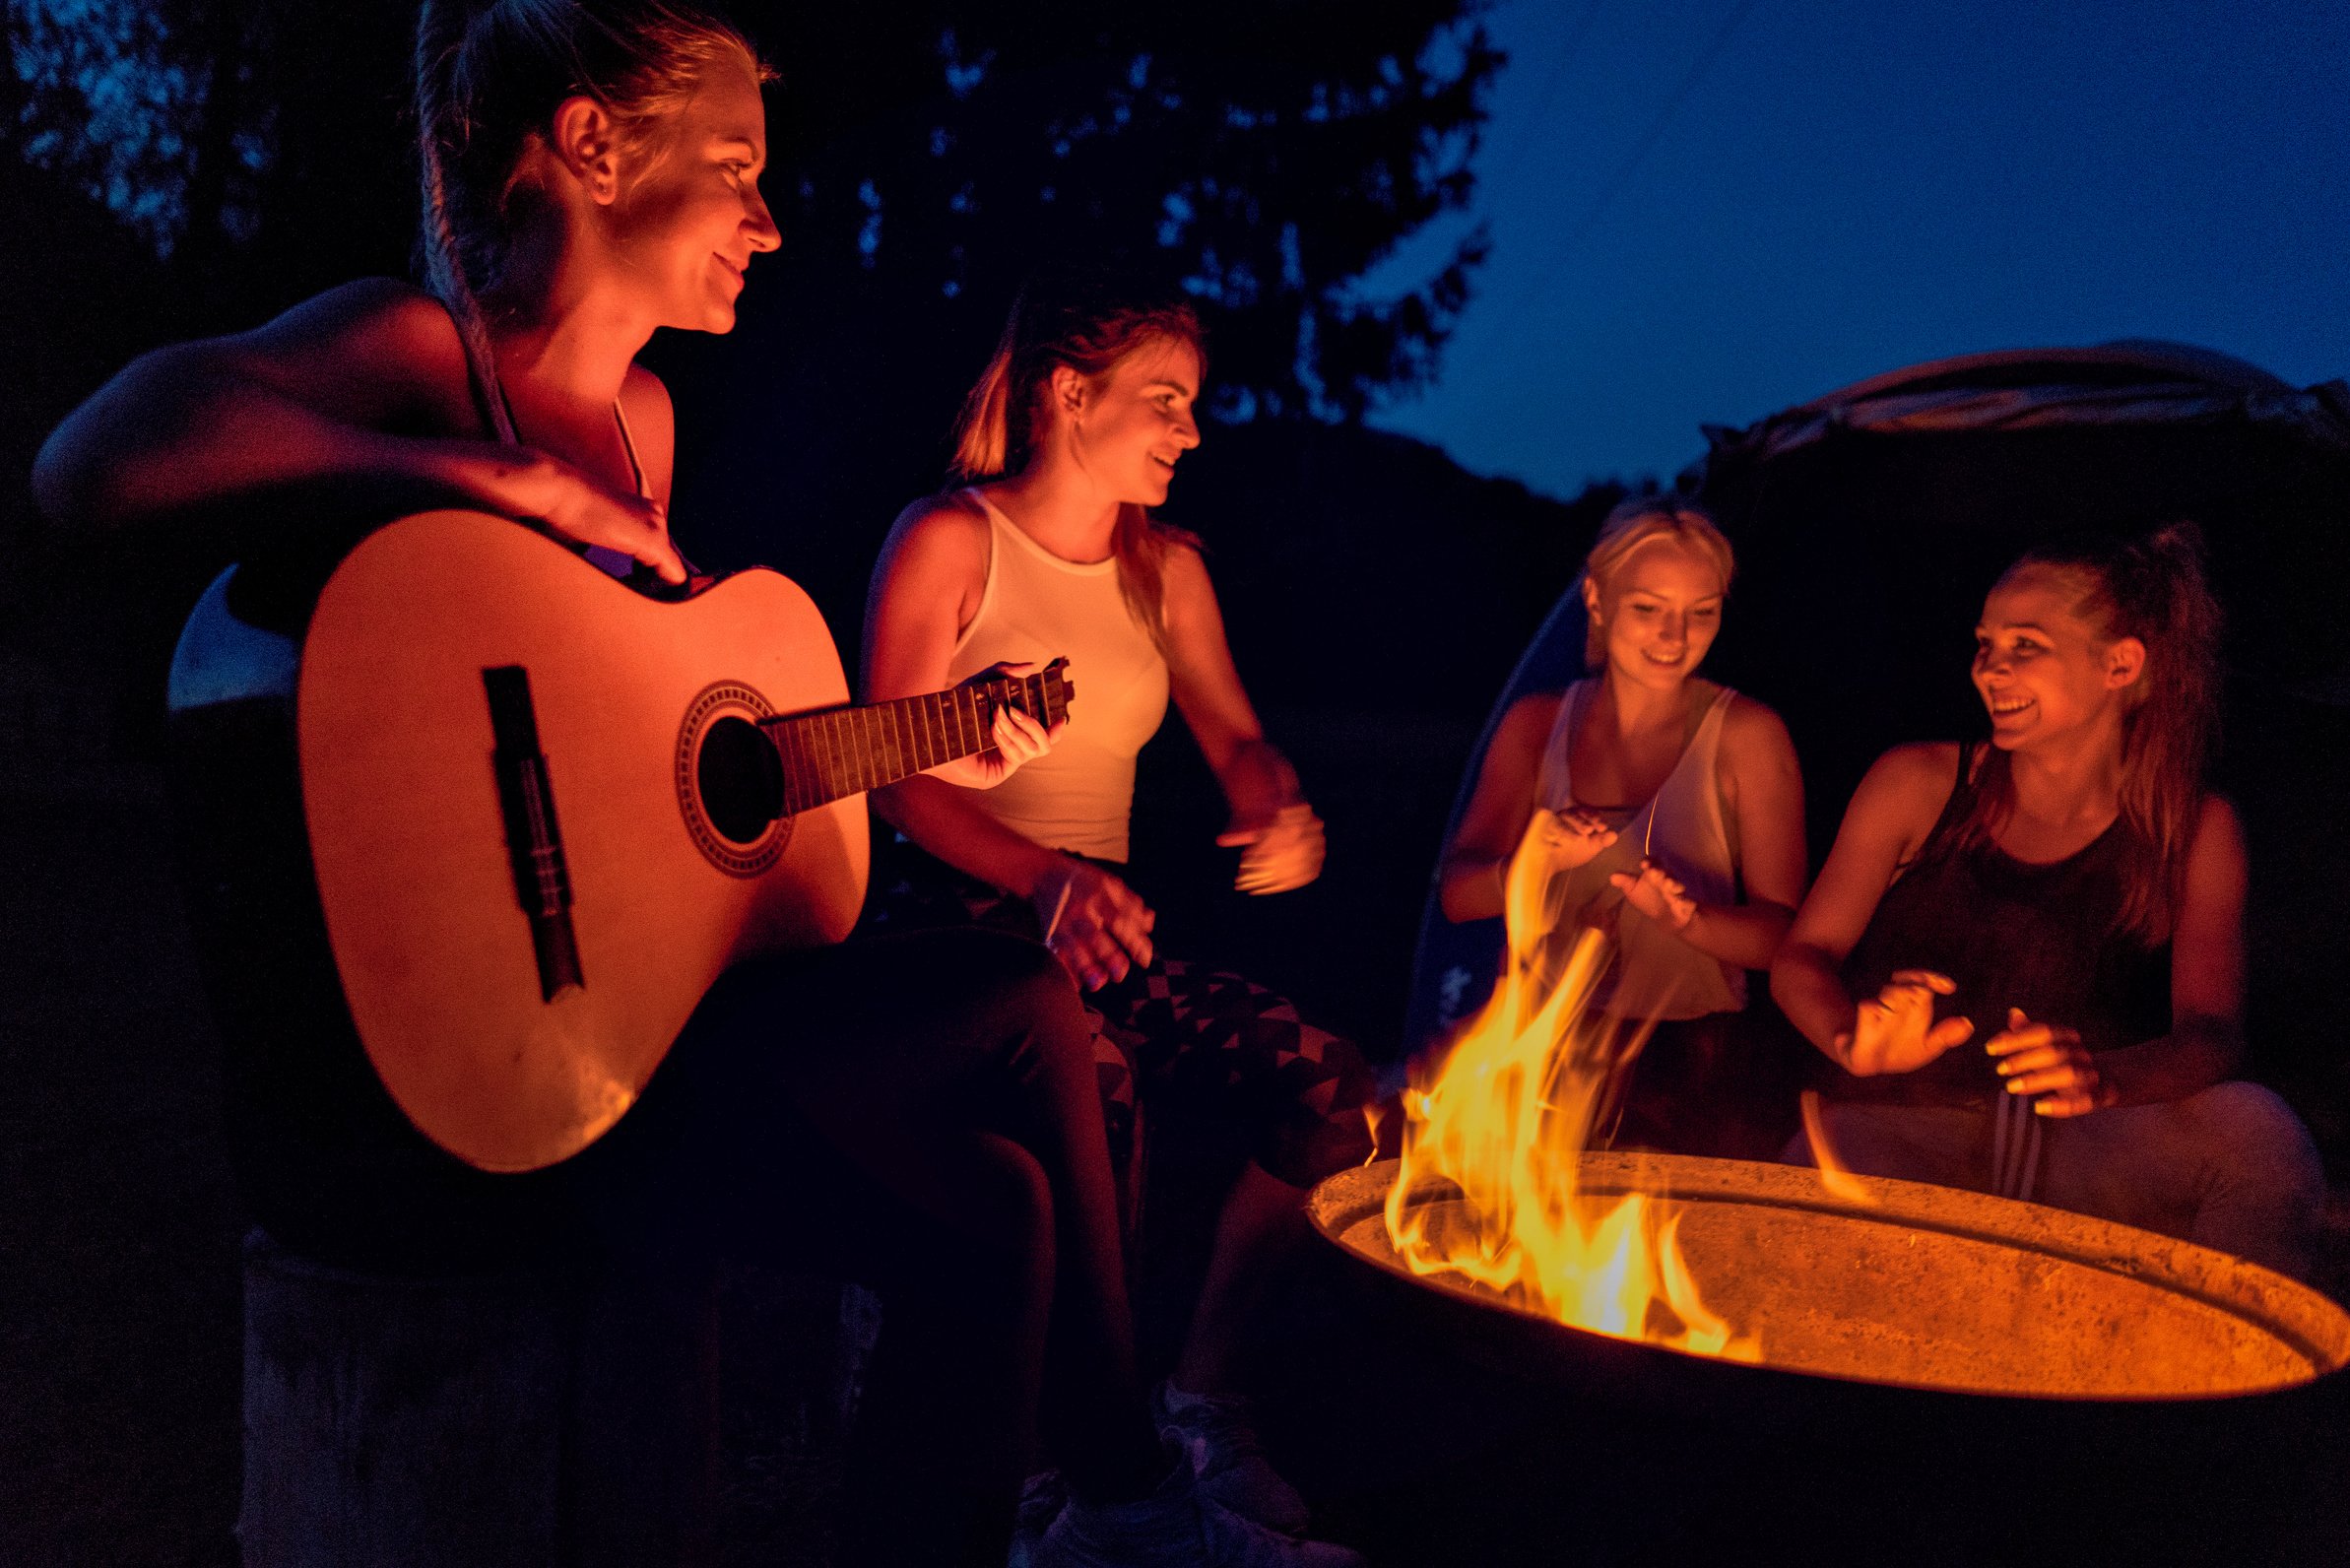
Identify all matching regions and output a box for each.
[764,661,1070,817]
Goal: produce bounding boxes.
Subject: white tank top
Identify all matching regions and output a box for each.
[943,490,1171,862]
[1534,681,1745,1020]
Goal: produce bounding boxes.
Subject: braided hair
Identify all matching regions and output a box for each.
[411,0,768,437]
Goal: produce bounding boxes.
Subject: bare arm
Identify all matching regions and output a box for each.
[1772,744,1963,1072]
[1437,693,1567,922]
[33,278,681,579]
[1159,542,1323,892]
[2098,798,2246,1101]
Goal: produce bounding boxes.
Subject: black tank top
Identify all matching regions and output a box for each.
[1832,746,2172,1107]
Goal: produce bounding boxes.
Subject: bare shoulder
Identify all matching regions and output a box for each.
[1157,532,1214,603]
[1494,689,1568,748]
[1852,740,1963,825]
[874,490,990,590]
[235,279,460,361]
[224,278,473,425]
[1868,739,1961,786]
[1720,690,1797,756]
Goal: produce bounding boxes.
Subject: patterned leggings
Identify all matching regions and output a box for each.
[873,852,1379,1191]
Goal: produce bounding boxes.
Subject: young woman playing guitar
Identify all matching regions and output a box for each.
[864,271,1382,1542]
[35,7,1357,1564]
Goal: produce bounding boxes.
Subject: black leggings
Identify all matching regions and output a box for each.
[874,854,1380,1192]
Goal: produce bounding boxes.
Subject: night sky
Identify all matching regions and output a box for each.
[1369,0,2350,495]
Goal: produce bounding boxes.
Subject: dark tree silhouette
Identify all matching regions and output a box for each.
[10,1,1497,414]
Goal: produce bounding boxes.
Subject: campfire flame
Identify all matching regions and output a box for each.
[1799,1088,1879,1207]
[1385,815,1759,1360]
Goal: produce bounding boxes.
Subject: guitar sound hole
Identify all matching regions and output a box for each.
[696,716,782,844]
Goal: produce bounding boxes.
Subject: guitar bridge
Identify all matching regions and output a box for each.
[483,665,584,1001]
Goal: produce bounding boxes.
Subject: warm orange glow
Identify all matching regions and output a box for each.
[1385,815,1757,1360]
[1798,1088,1879,1207]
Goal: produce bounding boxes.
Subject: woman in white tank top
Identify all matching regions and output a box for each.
[863,271,1379,1539]
[1438,497,1809,1157]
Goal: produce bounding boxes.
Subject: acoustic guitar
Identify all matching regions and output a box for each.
[165,510,1070,1174]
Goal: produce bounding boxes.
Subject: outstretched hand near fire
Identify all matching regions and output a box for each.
[1032,856,1154,992]
[1988,1007,2110,1117]
[1839,970,1974,1077]
[1609,860,1696,930]
[1530,806,1618,872]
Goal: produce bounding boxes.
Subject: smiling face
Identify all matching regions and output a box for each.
[1973,565,2145,751]
[605,53,778,333]
[1587,536,1727,693]
[1066,335,1204,505]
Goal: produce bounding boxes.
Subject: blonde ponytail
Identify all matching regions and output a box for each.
[948,338,1015,481]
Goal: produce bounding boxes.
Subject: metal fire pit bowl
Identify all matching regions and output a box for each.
[1283,1156,2350,1565]
[1313,1154,2350,1400]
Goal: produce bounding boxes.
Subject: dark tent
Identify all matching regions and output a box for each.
[1403,342,2350,1158]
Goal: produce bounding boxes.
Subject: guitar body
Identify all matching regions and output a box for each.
[291,511,865,1172]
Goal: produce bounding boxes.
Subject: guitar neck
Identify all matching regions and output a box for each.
[763,659,1070,817]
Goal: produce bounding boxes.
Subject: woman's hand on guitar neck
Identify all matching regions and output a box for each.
[923,661,1066,788]
[1032,857,1154,992]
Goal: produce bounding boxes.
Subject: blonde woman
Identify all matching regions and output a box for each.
[1437,497,1807,1155]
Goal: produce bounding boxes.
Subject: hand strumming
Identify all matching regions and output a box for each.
[1032,857,1154,992]
[1218,802,1326,895]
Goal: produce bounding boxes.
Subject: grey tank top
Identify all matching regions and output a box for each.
[1534,681,1745,1020]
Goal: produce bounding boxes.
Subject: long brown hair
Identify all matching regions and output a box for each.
[413,0,769,438]
[1948,522,2223,944]
[947,269,1206,643]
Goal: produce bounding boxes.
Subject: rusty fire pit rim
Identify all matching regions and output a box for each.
[1312,1155,2350,1399]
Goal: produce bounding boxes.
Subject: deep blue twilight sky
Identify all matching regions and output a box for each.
[1364,0,2350,498]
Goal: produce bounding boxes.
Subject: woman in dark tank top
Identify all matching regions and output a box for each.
[1836,741,2172,1108]
[1771,525,2322,1279]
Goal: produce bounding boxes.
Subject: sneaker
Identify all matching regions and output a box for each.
[1032,1457,1364,1568]
[1153,1382,1312,1537]
[1009,1470,1068,1568]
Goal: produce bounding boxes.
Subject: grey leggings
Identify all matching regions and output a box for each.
[1789,1082,2326,1279]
